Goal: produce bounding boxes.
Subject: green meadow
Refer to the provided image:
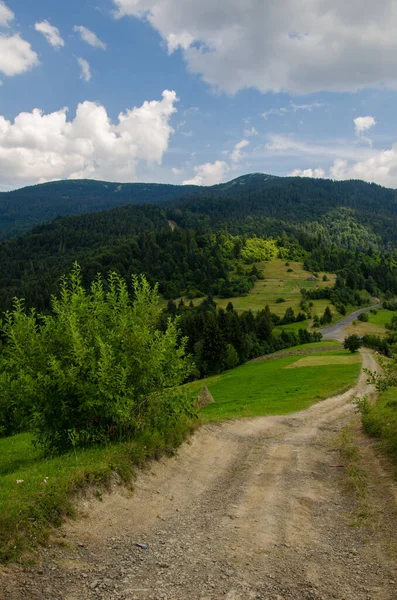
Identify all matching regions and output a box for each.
[214,259,336,317]
[186,345,362,422]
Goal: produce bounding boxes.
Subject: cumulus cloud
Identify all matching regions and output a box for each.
[113,0,397,94]
[35,20,64,49]
[289,168,326,178]
[0,1,14,27]
[172,167,182,175]
[77,57,91,82]
[0,34,39,76]
[231,139,249,163]
[74,25,107,50]
[329,149,397,187]
[354,115,376,137]
[0,90,178,188]
[183,160,229,186]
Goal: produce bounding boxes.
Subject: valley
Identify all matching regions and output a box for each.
[1,172,397,600]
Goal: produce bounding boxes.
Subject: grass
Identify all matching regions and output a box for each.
[214,259,335,317]
[175,258,336,321]
[0,419,195,563]
[186,348,362,422]
[337,422,370,525]
[368,310,397,328]
[360,387,397,469]
[273,320,309,334]
[285,354,362,368]
[346,310,397,337]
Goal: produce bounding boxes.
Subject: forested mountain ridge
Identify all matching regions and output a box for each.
[1,173,397,242]
[0,179,200,240]
[169,174,397,245]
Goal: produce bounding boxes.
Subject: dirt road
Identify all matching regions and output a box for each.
[2,348,397,600]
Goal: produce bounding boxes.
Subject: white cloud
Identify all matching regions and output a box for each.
[74,25,107,50]
[329,149,397,187]
[261,108,288,119]
[77,57,91,82]
[172,167,182,175]
[0,90,178,188]
[291,102,323,112]
[262,102,323,119]
[113,0,397,94]
[35,20,64,49]
[231,139,249,163]
[183,160,229,185]
[0,34,39,76]
[289,167,326,178]
[354,115,376,137]
[244,127,258,137]
[265,134,374,162]
[0,1,13,27]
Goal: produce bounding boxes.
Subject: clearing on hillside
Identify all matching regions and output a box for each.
[185,345,361,422]
[214,258,336,316]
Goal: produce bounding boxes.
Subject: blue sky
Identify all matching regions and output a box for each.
[1,0,397,189]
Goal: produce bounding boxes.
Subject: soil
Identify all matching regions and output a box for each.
[1,350,397,600]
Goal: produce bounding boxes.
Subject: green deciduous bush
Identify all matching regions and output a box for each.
[0,265,193,453]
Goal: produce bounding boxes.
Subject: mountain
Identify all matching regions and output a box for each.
[0,179,200,240]
[2,173,397,243]
[169,174,397,244]
[1,172,397,311]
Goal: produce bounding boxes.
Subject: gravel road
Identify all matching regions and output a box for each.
[2,349,397,600]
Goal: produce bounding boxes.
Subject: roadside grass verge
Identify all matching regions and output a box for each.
[0,418,195,563]
[185,348,362,422]
[336,421,370,525]
[359,388,397,470]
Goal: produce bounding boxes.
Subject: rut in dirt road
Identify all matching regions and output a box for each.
[2,349,397,600]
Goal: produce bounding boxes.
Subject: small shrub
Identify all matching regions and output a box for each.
[358,312,369,322]
[275,297,286,304]
[344,334,362,353]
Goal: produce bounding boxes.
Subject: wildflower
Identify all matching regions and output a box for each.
[16,479,24,484]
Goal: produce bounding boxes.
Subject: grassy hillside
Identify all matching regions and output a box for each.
[186,344,361,422]
[215,258,335,317]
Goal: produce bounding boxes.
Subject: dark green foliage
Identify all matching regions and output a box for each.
[358,312,369,322]
[161,298,322,377]
[344,334,362,353]
[0,179,200,240]
[0,265,193,452]
[320,306,333,325]
[0,226,247,311]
